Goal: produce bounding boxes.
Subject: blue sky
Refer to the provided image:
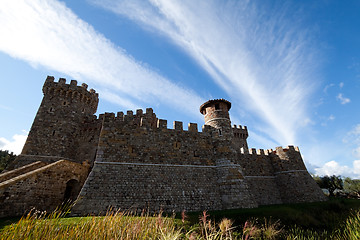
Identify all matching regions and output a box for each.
[1,0,360,178]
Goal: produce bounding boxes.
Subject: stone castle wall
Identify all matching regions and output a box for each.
[72,109,257,215]
[237,149,282,205]
[8,77,101,170]
[1,77,327,217]
[0,160,89,217]
[71,162,222,215]
[96,112,215,166]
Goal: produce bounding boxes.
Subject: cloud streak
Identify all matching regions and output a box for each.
[0,0,204,117]
[0,131,28,155]
[337,93,351,105]
[91,0,318,145]
[315,160,360,178]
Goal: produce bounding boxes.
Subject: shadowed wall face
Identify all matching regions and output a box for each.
[20,76,100,164]
[1,77,327,217]
[0,160,89,217]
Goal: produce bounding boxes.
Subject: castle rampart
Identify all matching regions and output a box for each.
[1,76,327,217]
[7,77,101,170]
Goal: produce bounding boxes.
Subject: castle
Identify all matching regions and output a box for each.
[0,76,326,217]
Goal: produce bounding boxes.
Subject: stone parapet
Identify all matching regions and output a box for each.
[1,76,327,217]
[43,76,98,114]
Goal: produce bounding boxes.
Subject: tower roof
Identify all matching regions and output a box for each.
[199,99,231,113]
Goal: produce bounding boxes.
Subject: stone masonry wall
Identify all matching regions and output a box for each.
[275,171,327,203]
[71,162,222,215]
[21,77,98,160]
[0,161,46,182]
[270,147,327,203]
[75,115,103,166]
[215,158,257,209]
[0,160,89,217]
[71,109,326,214]
[237,149,282,205]
[72,110,257,214]
[96,112,215,166]
[1,77,328,217]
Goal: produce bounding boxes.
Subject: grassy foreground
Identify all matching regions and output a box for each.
[0,198,360,239]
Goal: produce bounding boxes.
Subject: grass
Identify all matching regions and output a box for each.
[183,197,360,232]
[1,208,183,240]
[1,198,360,239]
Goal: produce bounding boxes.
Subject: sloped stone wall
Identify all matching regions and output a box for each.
[236,151,282,205]
[72,162,223,215]
[0,160,89,217]
[244,177,282,205]
[0,161,46,182]
[275,171,327,203]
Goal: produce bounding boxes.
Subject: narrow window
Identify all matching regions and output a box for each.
[129,146,134,154]
[52,130,56,136]
[215,103,220,110]
[218,129,222,136]
[174,142,181,149]
[194,151,199,157]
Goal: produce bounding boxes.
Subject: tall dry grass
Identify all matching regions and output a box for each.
[336,210,360,240]
[0,208,181,240]
[0,208,283,240]
[1,207,359,240]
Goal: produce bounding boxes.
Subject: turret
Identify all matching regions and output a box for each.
[232,125,249,149]
[200,99,232,138]
[20,76,99,162]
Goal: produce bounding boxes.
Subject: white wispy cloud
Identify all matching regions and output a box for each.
[337,93,350,105]
[315,160,360,178]
[328,115,335,121]
[314,124,360,178]
[323,83,335,93]
[0,0,204,117]
[91,0,318,145]
[344,124,360,158]
[320,114,335,126]
[0,131,28,155]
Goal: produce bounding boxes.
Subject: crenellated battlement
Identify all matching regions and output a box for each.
[232,124,248,139]
[269,146,306,172]
[4,76,327,218]
[99,108,218,134]
[42,76,98,114]
[238,146,301,158]
[232,124,247,130]
[241,148,269,155]
[272,146,300,155]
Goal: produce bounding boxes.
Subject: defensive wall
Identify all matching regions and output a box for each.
[1,76,327,217]
[0,160,89,217]
[7,76,102,170]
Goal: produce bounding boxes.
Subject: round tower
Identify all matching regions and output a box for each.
[20,76,99,162]
[200,99,232,138]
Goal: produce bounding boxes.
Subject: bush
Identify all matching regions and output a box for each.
[0,150,16,172]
